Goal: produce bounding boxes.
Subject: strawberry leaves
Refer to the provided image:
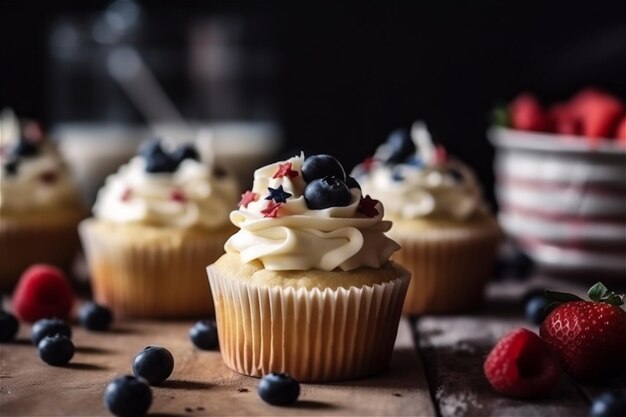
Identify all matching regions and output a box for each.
[544,282,624,311]
[588,282,624,306]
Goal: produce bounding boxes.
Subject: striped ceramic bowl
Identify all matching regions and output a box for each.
[489,127,626,277]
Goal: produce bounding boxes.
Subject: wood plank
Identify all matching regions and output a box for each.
[0,318,435,417]
[416,315,589,417]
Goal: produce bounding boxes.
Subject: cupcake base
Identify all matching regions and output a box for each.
[389,215,501,315]
[207,254,410,382]
[0,208,84,290]
[79,219,233,319]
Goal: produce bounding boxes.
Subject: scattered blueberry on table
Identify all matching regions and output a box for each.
[31,318,72,345]
[189,320,219,350]
[104,375,152,417]
[0,310,19,342]
[132,346,174,385]
[257,373,300,406]
[79,302,113,331]
[524,290,551,325]
[590,391,626,417]
[38,334,75,366]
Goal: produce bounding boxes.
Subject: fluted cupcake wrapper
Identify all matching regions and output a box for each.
[391,225,501,315]
[207,264,410,382]
[79,219,227,319]
[0,212,83,290]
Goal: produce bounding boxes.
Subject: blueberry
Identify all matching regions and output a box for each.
[31,318,72,345]
[139,139,177,173]
[3,159,19,175]
[590,391,626,417]
[104,375,152,417]
[344,175,361,190]
[79,302,113,331]
[301,154,346,183]
[38,334,74,366]
[493,246,535,281]
[9,139,38,158]
[172,143,200,164]
[132,346,174,385]
[189,320,219,350]
[304,176,352,210]
[525,294,550,325]
[385,128,415,164]
[257,373,300,406]
[0,310,19,342]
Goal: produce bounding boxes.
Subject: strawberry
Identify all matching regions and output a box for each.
[568,89,624,140]
[484,328,562,399]
[509,93,550,132]
[548,103,582,136]
[540,282,626,382]
[12,264,75,323]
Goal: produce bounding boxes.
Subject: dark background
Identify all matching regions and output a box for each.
[2,1,626,203]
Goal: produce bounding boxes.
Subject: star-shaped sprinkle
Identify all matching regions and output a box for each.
[39,171,58,185]
[435,145,447,165]
[357,195,379,217]
[239,190,259,208]
[170,189,187,203]
[261,201,284,218]
[272,162,299,179]
[265,185,292,203]
[3,159,18,175]
[120,187,133,202]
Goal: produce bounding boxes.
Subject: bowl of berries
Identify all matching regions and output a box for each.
[488,89,626,277]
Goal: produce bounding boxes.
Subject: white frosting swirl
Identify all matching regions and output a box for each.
[0,113,80,213]
[353,123,487,221]
[93,156,239,230]
[225,153,400,271]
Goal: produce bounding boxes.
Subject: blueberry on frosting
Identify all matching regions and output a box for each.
[301,154,346,183]
[383,128,416,164]
[139,139,204,174]
[304,176,352,210]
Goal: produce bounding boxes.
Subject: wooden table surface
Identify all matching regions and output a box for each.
[1,275,625,417]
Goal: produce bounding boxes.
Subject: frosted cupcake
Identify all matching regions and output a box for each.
[207,152,410,382]
[0,109,84,289]
[353,122,501,315]
[79,139,239,318]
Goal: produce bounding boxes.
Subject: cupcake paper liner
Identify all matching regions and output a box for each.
[79,219,228,319]
[391,224,501,315]
[0,212,84,290]
[207,263,410,382]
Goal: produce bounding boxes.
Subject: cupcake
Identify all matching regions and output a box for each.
[207,152,409,382]
[79,139,239,318]
[353,122,501,315]
[0,109,84,289]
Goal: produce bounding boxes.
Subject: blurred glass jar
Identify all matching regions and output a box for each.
[48,1,281,204]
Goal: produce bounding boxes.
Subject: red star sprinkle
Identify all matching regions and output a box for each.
[357,195,379,217]
[24,121,44,143]
[272,162,299,179]
[39,171,58,185]
[361,157,376,172]
[170,189,187,203]
[261,201,284,218]
[120,188,133,202]
[239,190,259,208]
[435,145,447,165]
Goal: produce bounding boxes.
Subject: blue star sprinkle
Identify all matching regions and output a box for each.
[265,185,292,203]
